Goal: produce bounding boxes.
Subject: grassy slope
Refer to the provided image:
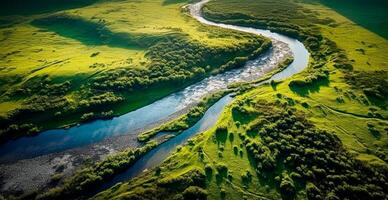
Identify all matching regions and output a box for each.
[285,0,387,162]
[0,0,99,16]
[93,0,388,199]
[201,0,388,163]
[309,0,388,39]
[0,0,269,138]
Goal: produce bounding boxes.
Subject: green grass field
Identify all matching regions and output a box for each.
[307,0,388,39]
[0,0,270,141]
[89,0,388,199]
[1,0,387,199]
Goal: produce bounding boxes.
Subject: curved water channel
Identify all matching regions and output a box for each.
[0,2,307,164]
[94,0,310,195]
[0,0,308,194]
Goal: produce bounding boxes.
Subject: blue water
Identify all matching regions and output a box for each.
[0,0,309,164]
[96,95,233,193]
[90,1,311,195]
[0,95,181,162]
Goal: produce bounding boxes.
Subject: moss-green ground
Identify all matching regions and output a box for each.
[92,0,388,199]
[1,0,387,199]
[0,0,269,140]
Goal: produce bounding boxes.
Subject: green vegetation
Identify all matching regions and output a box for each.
[93,92,388,200]
[89,0,387,199]
[19,142,157,200]
[307,0,388,39]
[344,70,387,108]
[0,0,271,142]
[31,15,165,49]
[0,0,99,16]
[1,0,387,199]
[96,168,208,200]
[138,90,232,142]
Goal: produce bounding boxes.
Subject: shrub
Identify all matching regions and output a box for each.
[182,186,207,200]
[279,175,295,198]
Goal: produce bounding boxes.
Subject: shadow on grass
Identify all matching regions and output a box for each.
[31,15,167,49]
[313,0,388,39]
[0,0,99,16]
[205,168,213,182]
[162,0,189,6]
[289,78,330,97]
[365,95,387,109]
[215,128,228,145]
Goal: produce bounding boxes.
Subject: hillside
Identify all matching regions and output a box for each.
[91,0,388,199]
[0,0,269,142]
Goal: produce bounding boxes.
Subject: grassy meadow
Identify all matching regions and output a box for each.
[0,0,387,199]
[0,0,270,141]
[87,0,388,199]
[307,0,388,39]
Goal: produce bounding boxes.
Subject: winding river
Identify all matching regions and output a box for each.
[93,0,309,195]
[0,0,309,195]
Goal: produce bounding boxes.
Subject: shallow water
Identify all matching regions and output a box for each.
[96,94,233,193]
[0,0,308,164]
[91,0,310,194]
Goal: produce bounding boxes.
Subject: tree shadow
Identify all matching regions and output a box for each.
[365,95,387,109]
[289,78,330,97]
[31,15,162,50]
[246,150,257,169]
[229,132,234,143]
[216,173,224,185]
[162,0,189,6]
[205,168,213,182]
[233,146,238,155]
[0,0,99,16]
[215,128,228,145]
[315,0,388,39]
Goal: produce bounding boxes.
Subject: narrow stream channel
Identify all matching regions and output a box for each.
[0,2,307,164]
[90,0,310,195]
[96,94,233,193]
[0,0,309,195]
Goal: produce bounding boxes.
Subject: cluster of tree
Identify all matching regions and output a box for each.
[9,76,71,98]
[0,122,40,142]
[288,69,329,88]
[345,70,387,106]
[93,169,207,200]
[91,35,268,93]
[78,92,124,109]
[232,98,388,199]
[157,168,206,190]
[202,7,302,39]
[28,142,157,200]
[0,90,125,142]
[0,95,69,142]
[1,20,270,143]
[202,0,357,92]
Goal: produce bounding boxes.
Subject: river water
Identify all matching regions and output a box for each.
[0,0,309,195]
[0,3,307,164]
[91,0,310,195]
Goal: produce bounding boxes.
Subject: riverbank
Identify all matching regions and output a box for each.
[0,0,306,198]
[91,0,387,199]
[0,100,195,196]
[0,0,271,144]
[0,5,298,200]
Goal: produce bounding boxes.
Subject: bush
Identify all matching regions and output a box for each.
[182,186,207,200]
[216,163,228,176]
[279,174,295,198]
